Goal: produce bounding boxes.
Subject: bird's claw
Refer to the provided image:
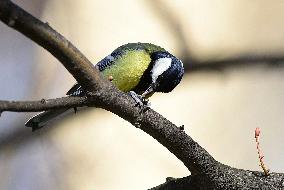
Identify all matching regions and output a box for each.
[129,91,151,109]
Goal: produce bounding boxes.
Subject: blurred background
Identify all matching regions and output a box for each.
[1,0,284,189]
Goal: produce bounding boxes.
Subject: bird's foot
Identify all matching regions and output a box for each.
[129,91,151,109]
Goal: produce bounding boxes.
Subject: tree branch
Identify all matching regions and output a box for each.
[188,54,284,72]
[147,0,284,72]
[150,170,284,190]
[0,0,106,92]
[0,96,88,112]
[1,1,284,189]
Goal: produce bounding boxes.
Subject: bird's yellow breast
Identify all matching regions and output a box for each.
[101,50,151,92]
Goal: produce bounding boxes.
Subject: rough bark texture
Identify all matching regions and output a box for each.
[0,1,284,189]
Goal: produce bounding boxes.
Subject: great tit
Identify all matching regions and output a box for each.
[25,43,184,130]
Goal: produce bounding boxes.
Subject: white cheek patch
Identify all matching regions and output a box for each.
[151,57,172,83]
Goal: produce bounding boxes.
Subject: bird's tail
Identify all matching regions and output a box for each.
[25,108,69,131]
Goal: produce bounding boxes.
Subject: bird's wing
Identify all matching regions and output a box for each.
[66,83,85,96]
[66,43,161,95]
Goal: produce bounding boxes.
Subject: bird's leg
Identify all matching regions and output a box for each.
[141,85,154,97]
[129,84,155,109]
[129,91,150,108]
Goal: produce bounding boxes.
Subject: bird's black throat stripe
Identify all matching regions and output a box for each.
[130,55,156,95]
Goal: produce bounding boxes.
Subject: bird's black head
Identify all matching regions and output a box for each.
[150,51,184,93]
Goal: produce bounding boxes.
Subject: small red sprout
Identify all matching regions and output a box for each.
[254,127,270,176]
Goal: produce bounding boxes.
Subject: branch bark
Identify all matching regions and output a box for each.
[187,54,284,72]
[0,0,105,92]
[1,1,284,189]
[0,96,88,112]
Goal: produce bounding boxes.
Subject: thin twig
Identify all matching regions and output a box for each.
[255,127,270,176]
[0,96,88,112]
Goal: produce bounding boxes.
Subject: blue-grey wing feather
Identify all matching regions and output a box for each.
[66,54,119,96]
[96,52,121,71]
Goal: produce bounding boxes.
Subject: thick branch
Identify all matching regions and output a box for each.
[150,169,284,190]
[90,86,216,174]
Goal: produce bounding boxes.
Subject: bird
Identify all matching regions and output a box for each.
[25,43,184,131]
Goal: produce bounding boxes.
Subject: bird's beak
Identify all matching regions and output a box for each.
[142,84,155,98]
